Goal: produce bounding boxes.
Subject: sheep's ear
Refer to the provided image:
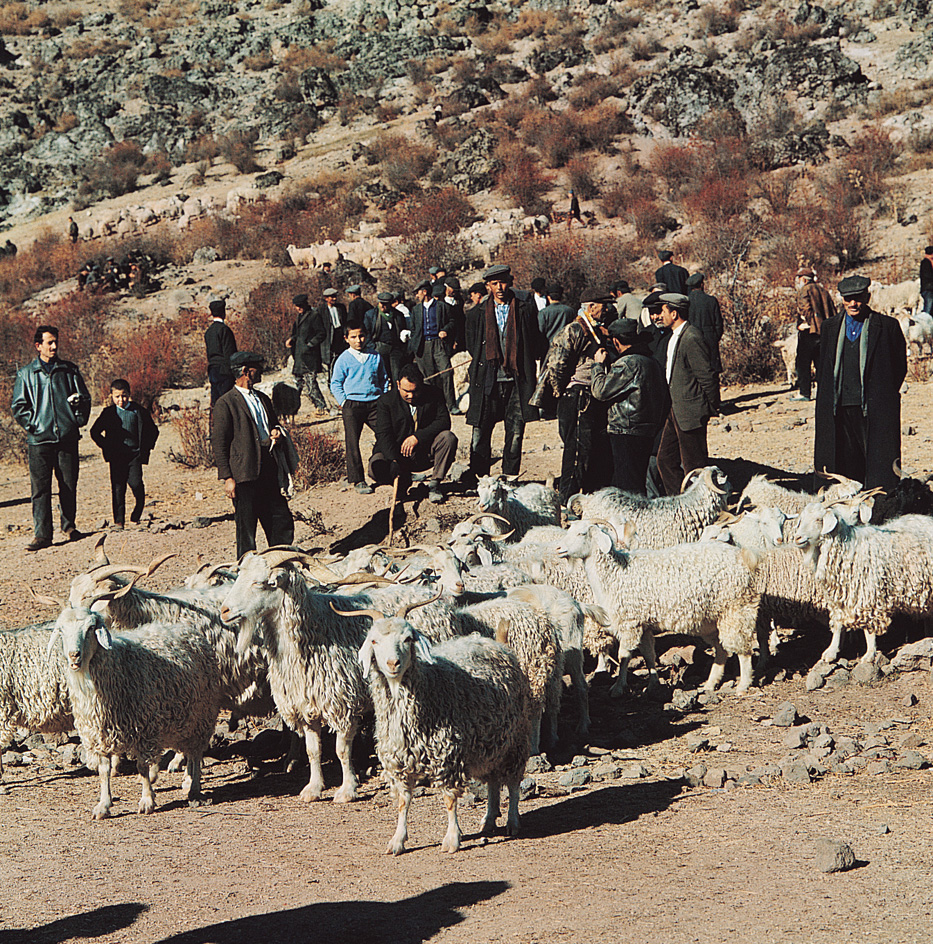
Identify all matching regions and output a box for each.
[95,624,113,650]
[358,636,375,678]
[820,511,838,536]
[412,632,433,662]
[859,502,873,524]
[593,527,614,554]
[477,545,494,567]
[620,520,637,548]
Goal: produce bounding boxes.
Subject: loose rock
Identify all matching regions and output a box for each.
[814,838,857,873]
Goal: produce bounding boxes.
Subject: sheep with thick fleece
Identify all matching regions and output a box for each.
[476,477,562,539]
[568,466,731,549]
[870,279,920,315]
[700,507,789,549]
[0,622,73,792]
[46,603,222,819]
[555,521,762,695]
[736,473,861,517]
[355,614,531,854]
[793,501,933,663]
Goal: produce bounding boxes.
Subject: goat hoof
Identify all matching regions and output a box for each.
[92,804,112,820]
[187,795,212,808]
[386,840,405,856]
[138,799,156,815]
[333,788,357,804]
[299,785,323,802]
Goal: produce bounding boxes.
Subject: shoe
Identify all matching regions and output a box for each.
[428,480,445,504]
[112,523,125,530]
[411,472,429,482]
[788,393,810,401]
[312,408,328,418]
[25,539,52,552]
[65,528,86,542]
[354,481,374,495]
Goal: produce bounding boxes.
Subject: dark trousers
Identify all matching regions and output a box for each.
[370,430,458,487]
[234,451,294,559]
[209,367,235,406]
[109,456,144,524]
[657,410,709,497]
[295,371,327,410]
[416,339,456,410]
[342,399,379,484]
[834,405,867,484]
[609,434,654,494]
[795,331,820,398]
[28,438,79,543]
[556,387,611,502]
[469,381,525,478]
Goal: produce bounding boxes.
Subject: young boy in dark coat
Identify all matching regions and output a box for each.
[90,379,159,527]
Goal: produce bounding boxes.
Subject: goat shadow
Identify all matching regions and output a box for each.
[0,902,148,944]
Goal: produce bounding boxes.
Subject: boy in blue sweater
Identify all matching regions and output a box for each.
[330,321,389,494]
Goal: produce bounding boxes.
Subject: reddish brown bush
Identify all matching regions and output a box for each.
[290,428,346,488]
[377,135,436,193]
[520,108,577,168]
[168,408,213,469]
[382,188,475,238]
[495,142,553,214]
[79,141,147,199]
[219,130,262,174]
[565,156,598,200]
[394,233,472,281]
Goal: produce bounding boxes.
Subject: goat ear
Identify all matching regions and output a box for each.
[358,636,375,678]
[95,624,113,650]
[620,520,637,548]
[858,502,873,524]
[46,627,61,662]
[477,545,494,567]
[594,527,613,554]
[820,511,838,536]
[412,632,433,662]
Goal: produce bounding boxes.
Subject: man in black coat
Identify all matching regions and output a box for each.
[654,249,689,296]
[212,351,294,557]
[685,272,724,376]
[409,279,458,414]
[369,363,458,504]
[465,264,544,480]
[319,287,348,371]
[286,293,328,414]
[367,292,409,383]
[204,298,237,405]
[813,275,907,492]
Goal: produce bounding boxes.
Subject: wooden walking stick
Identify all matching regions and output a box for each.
[385,475,400,546]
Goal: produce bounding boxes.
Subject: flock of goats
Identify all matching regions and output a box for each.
[3,464,933,854]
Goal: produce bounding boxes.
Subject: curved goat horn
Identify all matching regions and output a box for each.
[90,563,149,584]
[701,467,727,495]
[588,517,621,544]
[334,573,397,586]
[462,512,511,528]
[329,601,386,622]
[29,586,63,608]
[397,591,443,620]
[145,553,176,577]
[93,534,109,567]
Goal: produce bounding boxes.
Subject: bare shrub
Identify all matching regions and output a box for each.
[842,128,894,205]
[244,50,274,71]
[290,428,346,489]
[394,233,472,280]
[565,156,598,200]
[568,73,623,109]
[280,43,347,72]
[79,141,147,199]
[382,188,475,238]
[183,134,222,164]
[520,108,577,168]
[719,288,784,385]
[219,131,262,174]
[495,142,554,214]
[168,408,213,469]
[377,135,435,192]
[235,280,307,369]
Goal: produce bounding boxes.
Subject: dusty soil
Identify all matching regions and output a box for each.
[1,380,933,944]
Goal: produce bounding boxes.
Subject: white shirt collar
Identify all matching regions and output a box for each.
[666,321,688,383]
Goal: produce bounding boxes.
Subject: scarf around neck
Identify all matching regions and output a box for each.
[484,292,520,374]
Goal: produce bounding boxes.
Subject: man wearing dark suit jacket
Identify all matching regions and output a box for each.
[204,298,237,405]
[654,249,689,296]
[369,363,457,504]
[319,287,348,371]
[409,279,458,413]
[655,292,719,496]
[212,351,294,557]
[286,293,328,414]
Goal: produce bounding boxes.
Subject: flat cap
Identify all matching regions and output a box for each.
[531,277,546,293]
[607,318,651,343]
[414,278,432,293]
[346,283,362,295]
[208,299,226,317]
[685,272,705,288]
[230,351,264,370]
[580,288,614,305]
[428,266,440,275]
[292,293,309,308]
[431,281,447,298]
[467,281,486,297]
[796,267,816,279]
[657,249,673,261]
[659,292,690,309]
[838,274,871,297]
[642,291,665,308]
[376,291,394,303]
[443,275,461,291]
[483,264,512,281]
[322,288,339,297]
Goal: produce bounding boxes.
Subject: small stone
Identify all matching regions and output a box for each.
[863,734,889,749]
[782,761,812,783]
[191,516,211,529]
[899,733,923,750]
[714,742,733,753]
[852,662,882,685]
[805,669,827,691]
[737,771,761,785]
[558,768,591,789]
[423,518,441,533]
[753,764,782,780]
[703,767,725,788]
[874,823,891,835]
[894,751,927,770]
[61,744,80,766]
[519,776,536,800]
[2,751,23,768]
[685,734,709,753]
[592,763,622,781]
[783,728,807,749]
[813,732,835,750]
[570,755,588,768]
[525,754,552,774]
[684,763,707,787]
[866,760,890,775]
[620,763,648,780]
[891,638,933,672]
[772,702,799,727]
[827,668,850,687]
[901,693,918,708]
[814,838,857,873]
[672,689,699,712]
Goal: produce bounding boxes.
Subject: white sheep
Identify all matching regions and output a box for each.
[895,309,933,358]
[476,477,562,539]
[554,521,762,696]
[773,332,797,387]
[736,472,861,517]
[286,244,317,268]
[869,279,920,315]
[354,612,532,854]
[41,588,223,820]
[700,507,789,549]
[569,466,731,549]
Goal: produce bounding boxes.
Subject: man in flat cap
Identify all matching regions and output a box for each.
[592,318,669,494]
[369,291,408,383]
[813,275,906,491]
[655,292,719,496]
[465,264,544,480]
[792,267,836,401]
[409,278,458,414]
[685,272,724,383]
[213,351,294,557]
[286,293,329,416]
[319,287,348,370]
[655,249,689,296]
[535,288,614,500]
[204,298,237,406]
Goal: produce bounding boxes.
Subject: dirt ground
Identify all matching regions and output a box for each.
[1,379,933,944]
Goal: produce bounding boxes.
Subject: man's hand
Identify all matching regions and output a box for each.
[269,427,281,443]
[797,323,808,331]
[439,330,447,339]
[400,435,418,457]
[593,347,608,364]
[224,477,236,500]
[285,337,293,348]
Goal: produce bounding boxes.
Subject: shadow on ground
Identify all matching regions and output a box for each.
[0,903,149,944]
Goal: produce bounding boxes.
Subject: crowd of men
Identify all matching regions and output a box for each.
[11,246,913,556]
